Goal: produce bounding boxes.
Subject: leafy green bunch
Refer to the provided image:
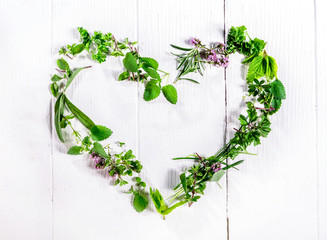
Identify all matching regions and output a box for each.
[147,26,285,219]
[59,27,178,104]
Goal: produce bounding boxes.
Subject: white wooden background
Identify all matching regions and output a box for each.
[0,0,326,239]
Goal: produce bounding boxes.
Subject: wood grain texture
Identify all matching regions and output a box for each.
[0,0,52,239]
[225,0,318,239]
[0,0,325,239]
[316,0,327,239]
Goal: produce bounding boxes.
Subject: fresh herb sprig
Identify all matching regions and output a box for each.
[59,27,178,104]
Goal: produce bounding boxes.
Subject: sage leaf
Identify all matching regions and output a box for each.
[210,170,225,182]
[64,96,95,129]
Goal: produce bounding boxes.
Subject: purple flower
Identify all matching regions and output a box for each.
[91,152,106,169]
[220,56,229,68]
[211,162,222,172]
[190,37,200,46]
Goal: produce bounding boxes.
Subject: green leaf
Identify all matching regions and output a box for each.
[180,173,188,194]
[141,57,159,69]
[118,71,130,81]
[269,79,286,99]
[133,194,148,212]
[271,97,282,113]
[64,96,95,129]
[123,52,138,72]
[144,67,160,79]
[163,200,187,215]
[178,78,200,84]
[162,85,177,104]
[65,67,85,90]
[239,115,248,126]
[91,142,108,158]
[50,82,59,97]
[57,58,69,71]
[170,44,193,51]
[210,170,225,182]
[67,146,83,155]
[267,56,278,79]
[246,55,264,83]
[51,74,62,82]
[71,43,84,55]
[222,160,244,170]
[143,81,161,101]
[54,93,65,142]
[91,125,112,141]
[150,188,166,214]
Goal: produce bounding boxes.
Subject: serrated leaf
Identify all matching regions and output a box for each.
[246,55,264,83]
[71,43,84,55]
[65,67,85,90]
[271,97,282,113]
[64,96,95,129]
[91,125,112,141]
[57,58,69,71]
[267,56,278,79]
[50,82,59,97]
[210,170,225,182]
[162,84,177,104]
[141,57,158,69]
[54,93,65,142]
[118,71,130,81]
[143,81,161,101]
[133,194,148,212]
[51,74,62,82]
[269,79,286,99]
[123,52,138,72]
[67,146,83,155]
[92,142,108,158]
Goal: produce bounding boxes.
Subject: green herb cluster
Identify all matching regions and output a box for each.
[59,28,177,104]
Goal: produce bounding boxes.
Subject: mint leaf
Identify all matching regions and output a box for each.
[91,125,112,141]
[92,142,108,158]
[271,97,282,113]
[50,82,59,97]
[143,81,161,101]
[162,85,177,104]
[71,43,84,55]
[57,58,69,71]
[246,55,264,83]
[67,146,83,155]
[270,79,286,99]
[144,67,160,79]
[51,74,62,82]
[118,71,130,81]
[210,170,225,182]
[133,193,148,212]
[123,52,138,72]
[141,57,159,69]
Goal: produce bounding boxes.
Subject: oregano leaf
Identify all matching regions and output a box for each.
[143,81,161,101]
[67,146,83,155]
[91,125,112,141]
[133,193,148,212]
[57,58,69,71]
[123,52,138,72]
[162,84,177,104]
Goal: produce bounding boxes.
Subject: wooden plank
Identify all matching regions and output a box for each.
[316,0,327,238]
[137,0,227,239]
[51,0,140,239]
[0,0,52,239]
[225,0,318,239]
